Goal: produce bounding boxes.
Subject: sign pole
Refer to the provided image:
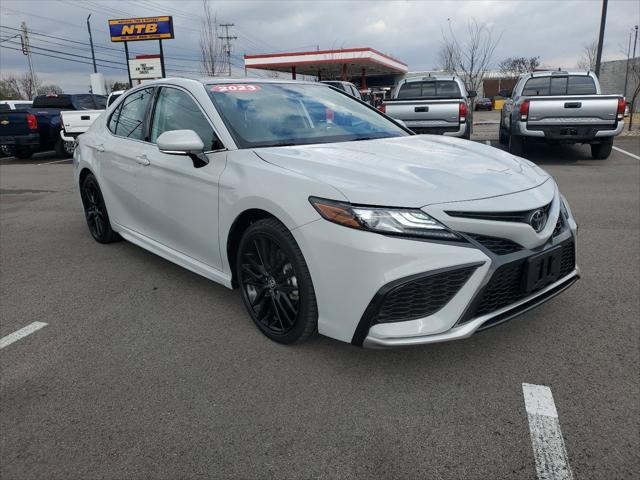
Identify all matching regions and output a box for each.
[124,41,133,87]
[159,39,166,78]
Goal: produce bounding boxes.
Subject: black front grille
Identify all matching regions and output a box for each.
[375,266,477,323]
[471,241,575,319]
[446,203,551,224]
[466,233,524,255]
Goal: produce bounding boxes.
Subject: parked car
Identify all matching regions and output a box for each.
[499,70,625,159]
[380,75,475,138]
[320,81,362,99]
[475,97,492,111]
[74,78,578,347]
[0,93,106,159]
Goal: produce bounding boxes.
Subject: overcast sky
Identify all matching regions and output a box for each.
[1,0,639,91]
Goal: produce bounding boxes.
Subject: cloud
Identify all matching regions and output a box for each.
[0,0,637,92]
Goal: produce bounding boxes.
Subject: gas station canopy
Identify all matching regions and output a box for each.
[243,47,408,80]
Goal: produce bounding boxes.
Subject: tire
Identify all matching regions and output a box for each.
[508,131,525,156]
[499,118,508,145]
[55,137,73,158]
[462,123,471,140]
[14,148,34,159]
[79,174,121,244]
[236,218,318,344]
[590,138,613,160]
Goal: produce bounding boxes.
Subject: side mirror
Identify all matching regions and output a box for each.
[468,90,477,98]
[157,129,209,168]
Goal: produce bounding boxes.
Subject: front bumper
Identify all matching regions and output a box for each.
[293,187,578,347]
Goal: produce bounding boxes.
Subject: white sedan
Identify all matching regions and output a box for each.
[73,78,579,347]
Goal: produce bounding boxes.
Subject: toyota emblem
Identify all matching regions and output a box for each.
[529,209,547,233]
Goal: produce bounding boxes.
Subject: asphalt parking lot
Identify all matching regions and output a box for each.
[1,139,639,479]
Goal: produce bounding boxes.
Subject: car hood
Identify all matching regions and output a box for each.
[254,135,550,207]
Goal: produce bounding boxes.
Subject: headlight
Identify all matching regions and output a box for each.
[309,197,460,240]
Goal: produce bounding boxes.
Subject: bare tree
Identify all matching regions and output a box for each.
[199,0,223,76]
[18,72,40,100]
[498,56,541,78]
[37,84,63,95]
[438,20,501,102]
[577,40,597,70]
[0,75,22,99]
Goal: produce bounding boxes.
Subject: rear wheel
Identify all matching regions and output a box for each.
[499,118,508,145]
[80,174,120,243]
[55,138,73,158]
[14,148,33,159]
[590,138,613,160]
[236,218,317,344]
[508,131,525,156]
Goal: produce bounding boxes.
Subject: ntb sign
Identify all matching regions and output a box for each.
[108,16,174,42]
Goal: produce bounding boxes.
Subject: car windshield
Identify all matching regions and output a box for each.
[207,82,408,148]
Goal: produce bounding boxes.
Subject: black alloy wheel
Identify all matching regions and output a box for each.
[80,174,120,243]
[237,218,317,344]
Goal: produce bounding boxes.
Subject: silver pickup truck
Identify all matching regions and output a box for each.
[499,70,625,159]
[381,75,474,138]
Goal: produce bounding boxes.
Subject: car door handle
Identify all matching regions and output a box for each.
[135,155,150,166]
[89,144,105,152]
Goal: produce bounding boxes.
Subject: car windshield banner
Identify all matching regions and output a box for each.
[108,16,174,42]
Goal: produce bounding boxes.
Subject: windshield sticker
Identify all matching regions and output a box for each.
[211,84,261,93]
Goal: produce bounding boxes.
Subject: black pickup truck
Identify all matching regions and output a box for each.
[0,93,106,159]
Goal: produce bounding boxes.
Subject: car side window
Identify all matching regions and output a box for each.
[111,88,154,141]
[149,87,221,151]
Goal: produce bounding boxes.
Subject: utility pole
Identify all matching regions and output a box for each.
[594,0,608,77]
[218,23,237,76]
[87,14,97,73]
[20,22,37,99]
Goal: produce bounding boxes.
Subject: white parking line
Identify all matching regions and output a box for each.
[37,159,72,165]
[522,383,574,480]
[0,322,48,350]
[612,146,640,160]
[485,140,491,145]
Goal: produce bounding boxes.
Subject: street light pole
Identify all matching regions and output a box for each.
[87,14,97,73]
[594,0,608,77]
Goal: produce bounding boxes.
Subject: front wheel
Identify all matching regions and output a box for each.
[590,138,613,160]
[236,218,318,344]
[80,174,120,243]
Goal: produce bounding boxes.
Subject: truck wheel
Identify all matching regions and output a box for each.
[14,148,33,160]
[55,138,73,159]
[462,124,471,140]
[590,139,613,160]
[499,119,508,145]
[508,132,525,156]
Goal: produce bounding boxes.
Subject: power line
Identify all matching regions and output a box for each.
[0,45,127,71]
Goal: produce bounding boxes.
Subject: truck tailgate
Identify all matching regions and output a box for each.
[527,95,619,125]
[61,110,103,135]
[0,112,31,137]
[385,99,461,127]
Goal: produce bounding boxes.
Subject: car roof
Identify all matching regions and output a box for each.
[138,77,323,89]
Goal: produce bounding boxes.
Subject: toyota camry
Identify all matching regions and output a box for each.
[73,78,579,347]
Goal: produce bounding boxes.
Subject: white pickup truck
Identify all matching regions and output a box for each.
[60,90,124,143]
[380,75,474,138]
[499,71,625,159]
